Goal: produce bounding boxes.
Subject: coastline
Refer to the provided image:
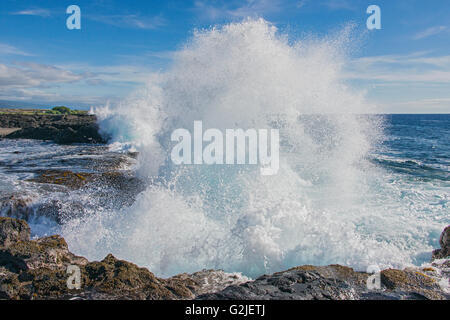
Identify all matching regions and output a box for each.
[0,217,448,300]
[0,110,105,144]
[0,110,448,300]
[0,128,20,137]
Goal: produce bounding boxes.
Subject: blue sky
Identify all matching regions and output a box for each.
[0,0,449,113]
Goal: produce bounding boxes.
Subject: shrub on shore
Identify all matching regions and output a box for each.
[51,106,71,114]
[45,106,87,115]
[0,107,87,115]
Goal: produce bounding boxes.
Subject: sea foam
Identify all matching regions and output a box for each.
[61,19,445,278]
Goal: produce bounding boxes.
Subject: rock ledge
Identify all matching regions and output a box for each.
[0,218,448,300]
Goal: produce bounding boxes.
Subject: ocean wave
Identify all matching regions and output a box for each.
[50,19,449,278]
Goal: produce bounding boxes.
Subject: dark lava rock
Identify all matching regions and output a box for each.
[0,234,88,273]
[22,170,145,225]
[78,254,197,300]
[0,217,30,248]
[0,217,89,299]
[0,195,35,222]
[0,218,448,300]
[1,194,84,225]
[198,265,362,300]
[1,114,106,144]
[27,169,144,192]
[27,170,93,190]
[197,264,448,300]
[379,268,446,300]
[432,226,449,260]
[0,218,218,300]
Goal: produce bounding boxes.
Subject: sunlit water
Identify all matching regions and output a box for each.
[0,19,448,278]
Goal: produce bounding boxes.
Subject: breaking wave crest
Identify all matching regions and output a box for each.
[61,19,445,278]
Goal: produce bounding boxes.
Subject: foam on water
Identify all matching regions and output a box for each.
[60,19,447,278]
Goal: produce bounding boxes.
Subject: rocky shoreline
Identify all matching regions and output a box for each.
[0,111,448,300]
[0,113,106,144]
[0,217,448,300]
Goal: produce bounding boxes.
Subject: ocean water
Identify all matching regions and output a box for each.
[0,19,448,278]
[374,114,449,182]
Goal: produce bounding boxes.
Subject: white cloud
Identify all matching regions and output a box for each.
[0,87,110,106]
[296,0,309,9]
[345,52,450,113]
[11,8,51,17]
[144,50,175,59]
[11,7,167,30]
[60,63,154,84]
[345,52,450,83]
[0,62,87,88]
[193,0,283,20]
[382,98,450,114]
[87,14,166,30]
[228,0,283,18]
[115,50,176,64]
[321,0,355,11]
[0,61,156,106]
[0,43,33,56]
[0,62,93,104]
[413,26,448,40]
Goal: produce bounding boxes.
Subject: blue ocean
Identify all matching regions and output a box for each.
[375,114,449,182]
[1,114,448,278]
[0,20,448,278]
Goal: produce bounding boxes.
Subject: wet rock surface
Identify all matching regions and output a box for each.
[0,149,144,224]
[0,217,30,248]
[0,217,247,300]
[0,114,106,144]
[0,218,448,300]
[27,169,144,192]
[432,226,449,260]
[0,195,36,223]
[27,170,146,220]
[197,264,449,300]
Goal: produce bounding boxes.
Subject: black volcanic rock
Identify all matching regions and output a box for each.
[0,218,448,300]
[197,264,449,300]
[0,218,243,300]
[0,114,106,144]
[432,226,450,260]
[0,217,30,248]
[0,195,35,222]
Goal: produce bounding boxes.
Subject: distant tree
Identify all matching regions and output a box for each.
[52,106,71,114]
[45,110,60,115]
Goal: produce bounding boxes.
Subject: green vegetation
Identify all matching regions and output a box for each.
[48,106,87,115]
[0,107,88,115]
[51,106,71,114]
[44,110,61,115]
